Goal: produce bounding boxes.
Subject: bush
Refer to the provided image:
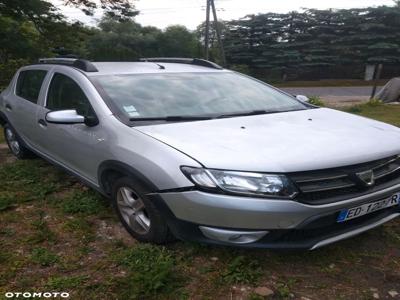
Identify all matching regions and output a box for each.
[308,96,325,107]
[364,98,383,107]
[0,59,30,88]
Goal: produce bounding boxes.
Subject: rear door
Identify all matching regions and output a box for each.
[5,67,49,150]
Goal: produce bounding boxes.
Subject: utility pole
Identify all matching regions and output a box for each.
[204,0,211,60]
[210,0,226,66]
[204,0,226,66]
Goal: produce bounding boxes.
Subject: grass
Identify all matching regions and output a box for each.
[0,103,399,299]
[274,79,388,87]
[0,130,4,143]
[114,244,183,298]
[344,100,400,127]
[222,255,262,285]
[31,247,59,267]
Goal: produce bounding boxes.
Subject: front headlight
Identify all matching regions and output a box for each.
[181,167,298,198]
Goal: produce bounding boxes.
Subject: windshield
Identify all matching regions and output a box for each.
[93,72,308,120]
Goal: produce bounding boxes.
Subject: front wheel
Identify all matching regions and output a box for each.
[3,124,33,159]
[112,177,172,244]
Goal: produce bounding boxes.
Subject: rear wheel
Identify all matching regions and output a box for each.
[112,177,172,244]
[3,124,33,159]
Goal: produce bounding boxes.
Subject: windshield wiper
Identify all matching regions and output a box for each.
[216,110,274,119]
[129,115,213,122]
[216,108,310,119]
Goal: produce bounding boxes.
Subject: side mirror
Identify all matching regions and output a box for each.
[295,95,310,103]
[46,110,85,124]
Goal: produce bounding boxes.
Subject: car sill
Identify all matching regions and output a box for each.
[310,213,400,250]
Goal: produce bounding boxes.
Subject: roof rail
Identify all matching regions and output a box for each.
[140,57,223,70]
[38,58,98,72]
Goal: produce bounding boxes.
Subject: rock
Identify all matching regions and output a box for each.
[388,290,399,298]
[210,257,219,262]
[254,287,274,297]
[373,293,380,299]
[329,263,335,269]
[301,297,312,300]
[370,288,378,292]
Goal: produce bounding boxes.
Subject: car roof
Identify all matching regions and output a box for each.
[87,62,230,76]
[30,58,230,77]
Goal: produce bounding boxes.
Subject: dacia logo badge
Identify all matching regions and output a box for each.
[356,170,375,186]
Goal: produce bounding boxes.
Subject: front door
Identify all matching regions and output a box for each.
[36,72,103,183]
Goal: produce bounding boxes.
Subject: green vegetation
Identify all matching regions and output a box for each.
[222,255,262,284]
[0,105,399,298]
[58,190,107,216]
[224,5,400,80]
[308,96,325,107]
[345,100,400,127]
[115,244,183,298]
[46,275,89,290]
[0,130,4,143]
[31,247,59,267]
[275,79,389,87]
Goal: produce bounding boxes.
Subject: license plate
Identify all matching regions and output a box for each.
[337,192,400,223]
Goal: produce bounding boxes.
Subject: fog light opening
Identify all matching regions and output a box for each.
[199,226,269,244]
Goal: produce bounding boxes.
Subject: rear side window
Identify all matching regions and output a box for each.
[46,73,95,117]
[16,70,47,103]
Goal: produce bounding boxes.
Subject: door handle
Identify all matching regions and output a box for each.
[38,119,47,127]
[5,103,12,111]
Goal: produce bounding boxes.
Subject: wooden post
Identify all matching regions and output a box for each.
[370,64,383,100]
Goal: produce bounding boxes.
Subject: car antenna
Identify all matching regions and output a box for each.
[141,58,165,69]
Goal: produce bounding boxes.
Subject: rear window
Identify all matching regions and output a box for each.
[16,70,47,103]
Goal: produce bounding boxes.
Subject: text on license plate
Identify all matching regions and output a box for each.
[337,192,400,223]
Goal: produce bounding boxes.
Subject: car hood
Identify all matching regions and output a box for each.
[135,108,400,172]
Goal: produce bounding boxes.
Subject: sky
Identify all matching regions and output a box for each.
[53,0,395,29]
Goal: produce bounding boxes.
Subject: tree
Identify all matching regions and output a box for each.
[223,4,400,80]
[87,19,201,61]
[65,0,138,20]
[196,20,226,62]
[0,0,138,23]
[86,17,162,60]
[158,25,201,58]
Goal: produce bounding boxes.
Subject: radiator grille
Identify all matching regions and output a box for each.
[290,155,400,204]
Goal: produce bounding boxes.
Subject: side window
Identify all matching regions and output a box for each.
[16,70,47,103]
[46,73,95,117]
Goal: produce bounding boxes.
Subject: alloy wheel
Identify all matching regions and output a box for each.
[5,128,20,155]
[116,187,151,235]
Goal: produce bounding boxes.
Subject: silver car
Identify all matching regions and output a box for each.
[1,57,399,249]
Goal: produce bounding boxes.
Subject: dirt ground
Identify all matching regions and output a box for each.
[1,108,400,300]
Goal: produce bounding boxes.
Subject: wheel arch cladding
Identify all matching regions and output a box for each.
[0,111,8,126]
[98,160,159,195]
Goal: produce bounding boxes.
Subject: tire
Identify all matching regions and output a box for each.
[111,177,172,244]
[3,124,33,159]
